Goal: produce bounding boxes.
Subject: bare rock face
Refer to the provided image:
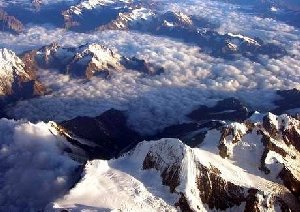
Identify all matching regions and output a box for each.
[138,138,298,211]
[196,163,245,210]
[24,43,164,79]
[0,9,24,33]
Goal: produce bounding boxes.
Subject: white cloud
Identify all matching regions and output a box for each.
[0,118,78,211]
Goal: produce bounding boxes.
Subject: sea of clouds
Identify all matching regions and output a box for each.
[0,0,299,135]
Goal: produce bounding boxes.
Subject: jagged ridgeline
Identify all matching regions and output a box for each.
[37,110,300,211]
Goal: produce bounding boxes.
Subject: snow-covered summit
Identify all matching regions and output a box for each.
[98,7,155,30]
[34,43,123,78]
[0,48,27,95]
[62,0,133,28]
[227,33,261,46]
[72,43,123,73]
[0,48,45,98]
[29,43,164,79]
[0,48,26,77]
[52,133,300,211]
[67,0,123,15]
[161,11,193,27]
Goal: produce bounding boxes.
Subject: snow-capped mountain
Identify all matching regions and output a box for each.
[50,111,300,211]
[97,7,155,31]
[63,0,131,17]
[27,43,164,79]
[62,0,135,30]
[0,48,44,99]
[2,96,300,211]
[98,9,287,61]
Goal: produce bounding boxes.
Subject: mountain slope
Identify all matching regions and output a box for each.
[50,112,300,211]
[0,48,45,98]
[0,8,24,33]
[24,43,164,79]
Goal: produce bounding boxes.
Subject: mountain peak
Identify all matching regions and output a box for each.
[53,134,299,211]
[0,48,25,75]
[0,48,27,95]
[0,48,45,98]
[75,43,123,72]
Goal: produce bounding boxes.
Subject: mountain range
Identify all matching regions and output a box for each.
[0,0,299,211]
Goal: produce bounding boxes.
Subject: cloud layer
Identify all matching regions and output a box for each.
[0,119,78,211]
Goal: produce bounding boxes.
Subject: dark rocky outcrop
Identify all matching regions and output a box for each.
[56,109,142,160]
[188,97,250,122]
[197,163,245,210]
[278,167,300,198]
[273,88,300,115]
[143,151,180,193]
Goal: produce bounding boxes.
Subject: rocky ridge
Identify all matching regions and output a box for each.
[0,48,45,99]
[51,109,141,160]
[0,8,24,33]
[25,43,164,79]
